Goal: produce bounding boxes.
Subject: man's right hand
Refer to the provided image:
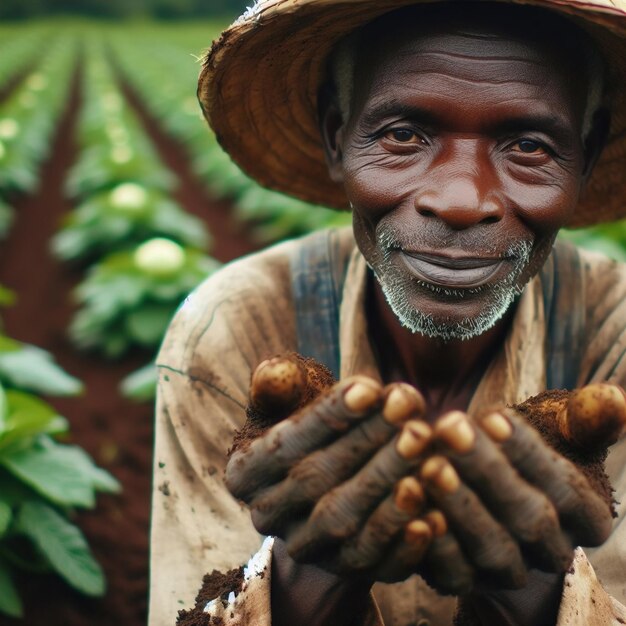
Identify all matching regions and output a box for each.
[225,375,439,582]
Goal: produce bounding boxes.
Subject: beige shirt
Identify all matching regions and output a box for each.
[150,228,626,626]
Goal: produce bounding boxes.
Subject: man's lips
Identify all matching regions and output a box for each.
[399,250,506,288]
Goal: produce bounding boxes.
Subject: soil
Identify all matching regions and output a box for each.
[513,389,613,510]
[0,53,259,626]
[176,566,244,626]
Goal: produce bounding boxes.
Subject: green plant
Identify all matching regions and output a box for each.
[0,25,50,93]
[52,182,210,262]
[0,197,14,239]
[120,361,157,402]
[560,221,626,262]
[66,43,176,199]
[0,335,82,397]
[0,333,118,618]
[0,40,76,198]
[71,238,220,358]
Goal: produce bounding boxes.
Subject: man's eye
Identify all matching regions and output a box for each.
[384,128,422,144]
[513,139,546,155]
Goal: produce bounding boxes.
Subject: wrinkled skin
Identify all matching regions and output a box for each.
[225,5,612,626]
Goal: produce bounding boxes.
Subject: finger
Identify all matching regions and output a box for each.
[421,456,527,589]
[286,420,433,560]
[251,384,425,534]
[335,477,425,572]
[480,410,612,546]
[420,528,475,596]
[226,376,383,500]
[382,383,427,425]
[375,519,434,583]
[434,411,573,572]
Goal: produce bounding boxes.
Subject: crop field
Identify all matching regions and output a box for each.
[0,19,347,626]
[0,17,624,626]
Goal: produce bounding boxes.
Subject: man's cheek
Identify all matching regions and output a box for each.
[503,179,580,234]
[343,159,409,215]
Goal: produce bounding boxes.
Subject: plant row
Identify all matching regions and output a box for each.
[53,35,221,399]
[0,35,77,237]
[0,24,51,93]
[108,26,351,244]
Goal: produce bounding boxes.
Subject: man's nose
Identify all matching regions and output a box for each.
[414,151,504,230]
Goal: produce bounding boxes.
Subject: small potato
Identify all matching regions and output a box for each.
[250,356,308,418]
[249,353,336,423]
[564,383,626,448]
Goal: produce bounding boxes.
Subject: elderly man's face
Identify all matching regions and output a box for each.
[325,13,596,340]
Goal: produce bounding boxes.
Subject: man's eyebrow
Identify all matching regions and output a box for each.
[492,114,575,141]
[360,102,575,141]
[360,100,440,128]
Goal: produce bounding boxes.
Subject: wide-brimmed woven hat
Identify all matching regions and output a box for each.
[198,0,626,228]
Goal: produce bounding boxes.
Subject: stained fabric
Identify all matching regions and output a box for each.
[149,227,626,626]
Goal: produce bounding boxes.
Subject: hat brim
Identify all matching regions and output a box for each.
[199,0,626,228]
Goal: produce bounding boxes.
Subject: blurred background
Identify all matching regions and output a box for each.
[0,1,623,625]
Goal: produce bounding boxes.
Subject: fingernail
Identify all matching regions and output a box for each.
[394,476,424,514]
[421,456,460,494]
[480,412,513,442]
[435,411,475,453]
[396,420,432,459]
[423,510,447,537]
[384,384,426,424]
[344,380,379,412]
[404,519,432,545]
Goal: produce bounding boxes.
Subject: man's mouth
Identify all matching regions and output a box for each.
[399,250,506,289]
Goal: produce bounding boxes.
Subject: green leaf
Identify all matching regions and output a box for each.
[0,345,83,396]
[54,445,120,494]
[0,558,22,617]
[17,501,105,596]
[0,498,12,537]
[0,335,20,353]
[0,381,7,435]
[0,391,62,450]
[125,304,173,346]
[1,440,95,508]
[120,362,157,402]
[0,467,38,507]
[0,286,15,307]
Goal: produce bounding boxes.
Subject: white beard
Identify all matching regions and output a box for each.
[371,227,534,342]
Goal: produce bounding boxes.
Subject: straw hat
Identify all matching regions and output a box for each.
[198,0,626,228]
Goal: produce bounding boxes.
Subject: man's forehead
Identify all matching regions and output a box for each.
[347,2,597,83]
[343,3,595,117]
[358,7,578,71]
[368,30,560,74]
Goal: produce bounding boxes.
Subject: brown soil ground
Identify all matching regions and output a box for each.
[0,59,259,626]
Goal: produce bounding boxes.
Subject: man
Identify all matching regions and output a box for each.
[150,0,626,624]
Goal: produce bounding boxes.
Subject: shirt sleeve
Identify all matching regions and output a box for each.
[557,548,626,625]
[148,245,298,626]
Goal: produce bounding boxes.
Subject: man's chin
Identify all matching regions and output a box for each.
[379,279,520,341]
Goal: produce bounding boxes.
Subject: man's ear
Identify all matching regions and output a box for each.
[318,83,346,184]
[582,107,611,182]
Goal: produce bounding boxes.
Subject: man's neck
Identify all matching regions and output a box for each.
[367,273,515,420]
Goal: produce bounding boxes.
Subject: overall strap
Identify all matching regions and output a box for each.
[540,240,586,390]
[289,229,350,379]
